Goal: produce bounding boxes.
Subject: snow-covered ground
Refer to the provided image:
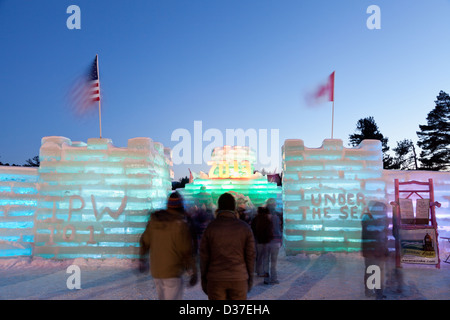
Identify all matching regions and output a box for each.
[1,247,449,300]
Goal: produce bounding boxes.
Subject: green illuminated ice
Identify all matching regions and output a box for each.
[179,146,282,210]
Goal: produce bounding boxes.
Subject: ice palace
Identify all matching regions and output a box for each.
[0,136,449,300]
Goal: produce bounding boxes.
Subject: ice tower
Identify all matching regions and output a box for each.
[282,139,387,254]
[33,136,173,259]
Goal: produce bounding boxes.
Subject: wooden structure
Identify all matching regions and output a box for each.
[390,179,441,269]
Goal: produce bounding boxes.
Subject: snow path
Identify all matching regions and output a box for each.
[0,249,449,300]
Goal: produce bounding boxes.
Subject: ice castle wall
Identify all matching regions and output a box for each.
[282,139,386,254]
[282,139,450,255]
[0,167,38,257]
[1,136,449,259]
[0,136,173,259]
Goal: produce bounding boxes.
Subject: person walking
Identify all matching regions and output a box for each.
[139,191,197,300]
[191,205,214,253]
[251,206,273,278]
[200,192,256,300]
[361,201,389,300]
[264,198,282,285]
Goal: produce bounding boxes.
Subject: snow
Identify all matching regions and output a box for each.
[1,248,448,300]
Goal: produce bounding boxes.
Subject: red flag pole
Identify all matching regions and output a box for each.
[96,54,102,139]
[331,101,334,139]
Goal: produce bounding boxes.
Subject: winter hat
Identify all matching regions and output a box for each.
[167,191,184,211]
[218,192,236,211]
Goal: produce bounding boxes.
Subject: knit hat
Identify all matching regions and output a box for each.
[167,191,184,211]
[218,192,236,211]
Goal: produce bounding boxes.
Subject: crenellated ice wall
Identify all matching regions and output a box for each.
[34,136,173,259]
[0,167,38,257]
[282,138,450,255]
[282,139,386,254]
[0,136,173,259]
[1,136,449,259]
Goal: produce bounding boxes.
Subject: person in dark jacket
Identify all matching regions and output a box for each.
[361,201,388,300]
[192,206,214,253]
[139,191,197,300]
[251,207,273,277]
[200,192,256,300]
[263,198,283,285]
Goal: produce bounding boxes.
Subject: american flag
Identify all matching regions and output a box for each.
[89,55,100,102]
[69,55,101,115]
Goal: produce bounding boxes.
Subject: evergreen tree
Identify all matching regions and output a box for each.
[392,139,418,170]
[416,91,450,171]
[172,176,190,190]
[23,155,40,167]
[349,116,395,169]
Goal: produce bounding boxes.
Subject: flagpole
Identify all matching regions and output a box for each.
[331,71,335,139]
[331,100,334,139]
[99,99,102,138]
[96,54,102,139]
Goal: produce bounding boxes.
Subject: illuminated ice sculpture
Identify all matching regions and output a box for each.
[0,136,173,259]
[282,139,387,254]
[0,166,38,257]
[179,146,282,212]
[34,136,173,259]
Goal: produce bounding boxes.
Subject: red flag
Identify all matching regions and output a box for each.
[306,71,335,106]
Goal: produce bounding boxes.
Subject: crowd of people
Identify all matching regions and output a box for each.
[139,190,283,300]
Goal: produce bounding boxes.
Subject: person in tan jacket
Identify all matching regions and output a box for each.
[139,191,197,300]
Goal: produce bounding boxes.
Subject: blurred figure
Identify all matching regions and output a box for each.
[264,198,283,285]
[183,203,199,256]
[237,202,251,224]
[251,207,273,278]
[228,191,255,224]
[361,201,389,300]
[236,197,254,224]
[139,191,197,300]
[192,205,214,253]
[388,202,404,294]
[197,186,214,210]
[200,192,256,300]
[266,198,282,222]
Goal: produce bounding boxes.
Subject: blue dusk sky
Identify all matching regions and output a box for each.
[0,0,449,179]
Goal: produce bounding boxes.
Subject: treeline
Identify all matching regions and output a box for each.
[0,155,40,167]
[349,90,450,171]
